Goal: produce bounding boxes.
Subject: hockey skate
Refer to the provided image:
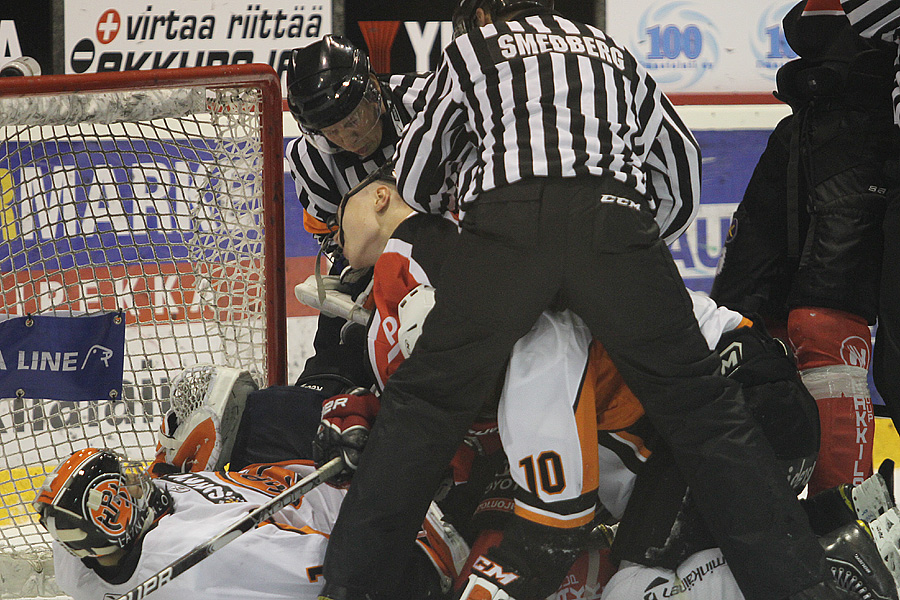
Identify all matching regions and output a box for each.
[820,520,899,600]
[804,469,896,536]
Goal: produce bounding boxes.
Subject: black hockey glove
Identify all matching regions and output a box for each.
[715,319,820,492]
[311,388,379,487]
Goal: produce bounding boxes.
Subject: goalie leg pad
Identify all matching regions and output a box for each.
[154,365,257,473]
[869,508,900,592]
[803,471,896,538]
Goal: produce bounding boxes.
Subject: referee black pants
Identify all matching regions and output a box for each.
[323,176,827,600]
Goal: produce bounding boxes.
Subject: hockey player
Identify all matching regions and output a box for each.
[35,448,351,600]
[35,452,458,599]
[710,0,899,494]
[316,2,841,600]
[322,170,895,600]
[315,162,612,598]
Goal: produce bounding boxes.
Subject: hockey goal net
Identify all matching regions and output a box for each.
[0,65,286,571]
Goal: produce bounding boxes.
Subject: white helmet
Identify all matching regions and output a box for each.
[397,284,436,358]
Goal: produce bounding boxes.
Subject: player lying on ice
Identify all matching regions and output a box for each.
[316,164,900,600]
[31,367,471,600]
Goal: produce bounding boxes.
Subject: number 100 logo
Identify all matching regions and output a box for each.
[646,24,703,60]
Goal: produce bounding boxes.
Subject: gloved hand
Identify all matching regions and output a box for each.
[450,420,502,485]
[456,573,514,600]
[312,388,380,487]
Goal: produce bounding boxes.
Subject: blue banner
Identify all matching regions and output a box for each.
[0,313,125,401]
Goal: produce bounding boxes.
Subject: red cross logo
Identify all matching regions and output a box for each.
[96,10,121,44]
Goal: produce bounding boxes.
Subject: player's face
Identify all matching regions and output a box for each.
[338,183,387,268]
[320,83,384,157]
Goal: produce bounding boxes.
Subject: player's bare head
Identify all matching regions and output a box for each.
[33,448,171,563]
[287,36,385,157]
[336,162,403,268]
[452,0,555,36]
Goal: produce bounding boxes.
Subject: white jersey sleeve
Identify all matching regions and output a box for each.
[601,548,744,600]
[688,290,745,351]
[53,462,346,600]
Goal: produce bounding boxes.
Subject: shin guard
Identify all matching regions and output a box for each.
[789,307,874,495]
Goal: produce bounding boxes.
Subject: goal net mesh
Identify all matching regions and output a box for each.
[0,67,283,563]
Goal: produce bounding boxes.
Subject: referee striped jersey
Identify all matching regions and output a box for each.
[286,73,465,229]
[841,0,900,125]
[394,12,701,244]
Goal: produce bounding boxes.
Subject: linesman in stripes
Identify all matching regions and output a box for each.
[284,35,466,382]
[317,2,846,600]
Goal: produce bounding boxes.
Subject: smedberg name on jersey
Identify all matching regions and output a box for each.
[491,32,626,71]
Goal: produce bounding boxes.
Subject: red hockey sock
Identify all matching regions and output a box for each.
[788,307,873,495]
[789,307,871,371]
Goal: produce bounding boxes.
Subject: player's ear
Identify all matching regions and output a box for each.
[373,184,391,211]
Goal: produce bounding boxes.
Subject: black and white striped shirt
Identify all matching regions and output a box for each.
[841,0,900,124]
[393,13,701,243]
[286,73,464,227]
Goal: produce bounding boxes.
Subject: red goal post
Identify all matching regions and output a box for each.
[0,64,285,566]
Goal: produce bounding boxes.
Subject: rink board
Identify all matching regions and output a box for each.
[2,106,896,551]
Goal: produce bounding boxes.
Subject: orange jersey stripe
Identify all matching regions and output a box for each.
[513,502,596,529]
[588,341,646,431]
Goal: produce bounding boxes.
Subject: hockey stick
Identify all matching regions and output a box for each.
[113,456,344,600]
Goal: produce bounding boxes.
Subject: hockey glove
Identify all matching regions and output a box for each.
[312,388,380,487]
[148,366,256,476]
[450,420,502,485]
[457,574,513,600]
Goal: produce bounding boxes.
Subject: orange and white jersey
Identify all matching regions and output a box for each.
[500,293,744,526]
[53,461,346,600]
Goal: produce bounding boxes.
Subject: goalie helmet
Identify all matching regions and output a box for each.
[452,0,555,37]
[33,448,170,559]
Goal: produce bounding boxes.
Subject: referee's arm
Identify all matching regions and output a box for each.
[841,0,900,40]
[641,89,702,245]
[395,53,469,210]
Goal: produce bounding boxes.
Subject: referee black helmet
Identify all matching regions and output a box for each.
[452,0,555,37]
[286,36,373,132]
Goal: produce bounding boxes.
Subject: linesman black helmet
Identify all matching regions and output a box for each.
[452,0,555,37]
[287,36,373,131]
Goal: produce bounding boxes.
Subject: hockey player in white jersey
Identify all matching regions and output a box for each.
[36,448,349,600]
[33,367,463,600]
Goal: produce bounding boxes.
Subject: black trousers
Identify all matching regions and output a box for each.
[322,176,827,599]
